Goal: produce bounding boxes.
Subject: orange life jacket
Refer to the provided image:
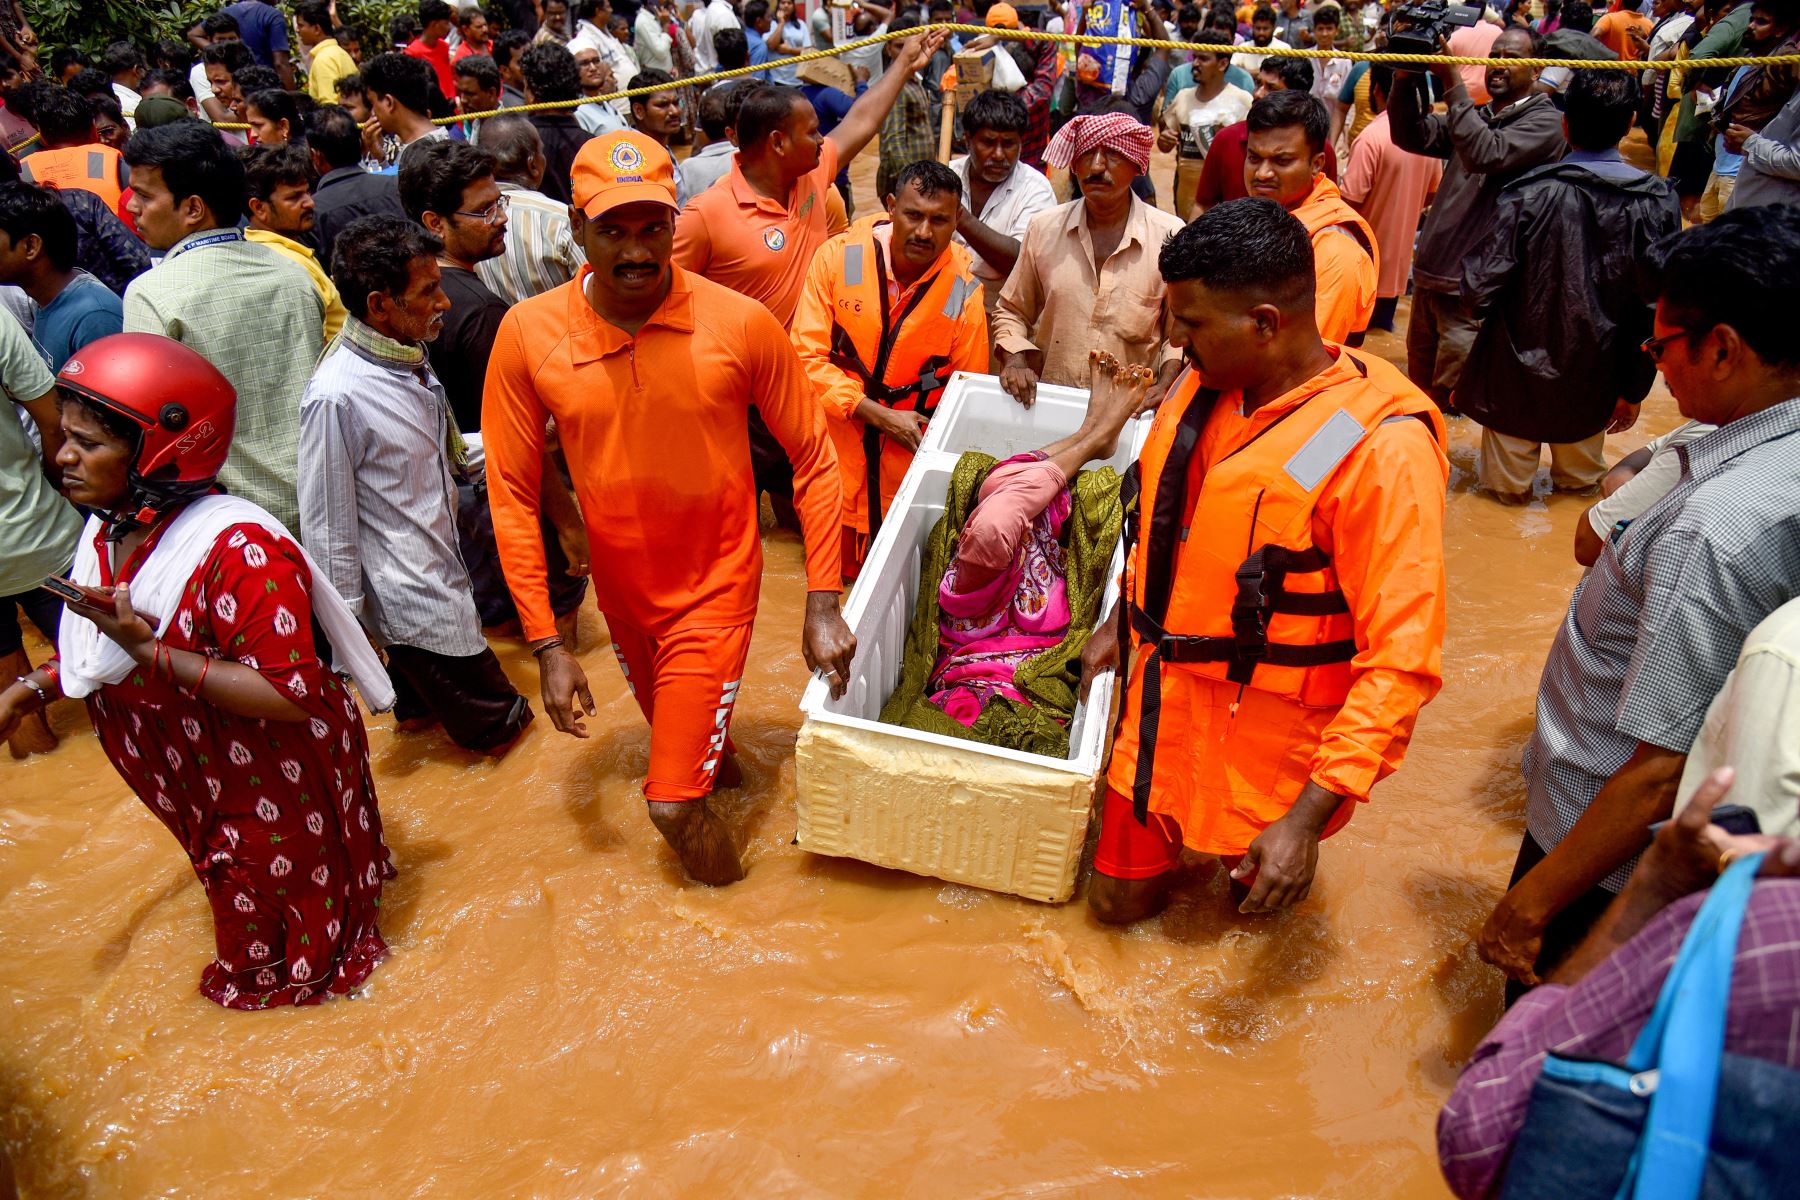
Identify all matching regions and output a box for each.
[826,218,982,537]
[1118,352,1444,818]
[1291,175,1379,342]
[21,144,125,210]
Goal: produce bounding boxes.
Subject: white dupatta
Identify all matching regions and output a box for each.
[57,494,395,712]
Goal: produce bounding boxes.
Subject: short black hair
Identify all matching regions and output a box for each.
[1560,2,1594,31]
[389,13,423,44]
[123,119,247,226]
[479,112,541,179]
[890,159,962,202]
[203,42,254,74]
[1257,55,1314,92]
[494,29,532,71]
[714,27,750,70]
[100,41,146,76]
[68,68,113,100]
[1312,3,1341,26]
[307,104,363,169]
[335,73,367,102]
[1179,3,1203,22]
[247,88,303,132]
[962,89,1028,136]
[1247,89,1329,154]
[1160,197,1314,307]
[362,51,435,115]
[697,79,736,139]
[49,47,87,78]
[1653,205,1800,367]
[1191,29,1233,51]
[295,0,334,30]
[242,142,314,207]
[234,64,283,96]
[330,214,443,319]
[142,68,194,101]
[1563,69,1638,151]
[398,138,497,223]
[459,6,489,28]
[92,94,127,129]
[745,0,771,23]
[1204,10,1237,33]
[520,43,581,102]
[735,84,806,149]
[1369,63,1395,99]
[1252,3,1277,20]
[455,53,502,94]
[32,87,93,145]
[419,0,455,25]
[629,68,677,110]
[201,12,241,38]
[0,182,77,270]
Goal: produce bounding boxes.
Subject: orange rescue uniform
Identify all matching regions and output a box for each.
[482,264,844,800]
[21,143,126,209]
[791,215,989,569]
[672,140,844,327]
[1290,175,1379,344]
[1100,348,1448,862]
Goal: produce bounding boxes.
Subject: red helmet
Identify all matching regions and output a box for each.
[57,333,237,531]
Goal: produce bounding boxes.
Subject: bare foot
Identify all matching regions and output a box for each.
[647,799,745,885]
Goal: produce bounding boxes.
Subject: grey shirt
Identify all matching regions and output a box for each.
[1730,84,1800,211]
[1523,398,1800,891]
[1388,80,1566,294]
[296,330,487,658]
[0,311,75,595]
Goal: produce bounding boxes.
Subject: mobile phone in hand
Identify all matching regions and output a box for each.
[1648,803,1763,839]
[39,575,114,610]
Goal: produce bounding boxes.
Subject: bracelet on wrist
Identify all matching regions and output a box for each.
[14,675,50,709]
[530,637,566,657]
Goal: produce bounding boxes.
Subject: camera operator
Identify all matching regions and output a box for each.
[1388,25,1566,412]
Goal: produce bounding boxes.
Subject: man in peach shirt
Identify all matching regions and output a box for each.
[1339,65,1442,332]
[482,132,855,885]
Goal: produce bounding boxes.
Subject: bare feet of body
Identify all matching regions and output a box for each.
[647,799,745,885]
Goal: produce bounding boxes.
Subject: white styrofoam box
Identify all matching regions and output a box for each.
[794,373,1151,902]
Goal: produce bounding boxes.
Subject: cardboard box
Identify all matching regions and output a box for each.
[795,374,1150,903]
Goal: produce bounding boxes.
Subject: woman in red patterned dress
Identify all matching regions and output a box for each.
[0,334,397,1010]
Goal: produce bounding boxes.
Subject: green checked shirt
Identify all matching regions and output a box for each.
[123,228,326,530]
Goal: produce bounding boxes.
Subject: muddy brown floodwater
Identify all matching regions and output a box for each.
[0,143,1685,1198]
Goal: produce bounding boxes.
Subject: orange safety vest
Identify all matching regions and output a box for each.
[825,218,983,538]
[1119,351,1444,819]
[21,144,125,210]
[1291,175,1379,343]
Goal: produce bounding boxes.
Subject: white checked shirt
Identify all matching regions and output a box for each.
[1523,398,1800,891]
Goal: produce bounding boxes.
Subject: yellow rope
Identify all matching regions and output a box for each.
[12,21,1794,157]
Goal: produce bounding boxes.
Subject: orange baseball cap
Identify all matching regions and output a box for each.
[571,130,678,217]
[986,3,1020,27]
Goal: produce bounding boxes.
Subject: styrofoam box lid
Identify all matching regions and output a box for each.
[799,372,1152,776]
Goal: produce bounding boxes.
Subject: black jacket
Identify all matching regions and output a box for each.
[313,167,407,275]
[528,114,594,206]
[1458,160,1681,443]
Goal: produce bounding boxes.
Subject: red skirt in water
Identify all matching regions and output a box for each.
[85,522,395,1010]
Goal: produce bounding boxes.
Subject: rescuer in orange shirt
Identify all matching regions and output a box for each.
[481,132,855,886]
[1081,198,1447,924]
[791,160,990,577]
[1244,90,1379,346]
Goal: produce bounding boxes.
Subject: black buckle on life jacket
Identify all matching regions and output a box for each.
[1228,553,1274,685]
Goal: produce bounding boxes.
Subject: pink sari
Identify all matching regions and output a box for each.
[929,454,1075,726]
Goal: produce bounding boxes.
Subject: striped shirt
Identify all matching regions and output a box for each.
[475,181,587,307]
[295,321,487,658]
[123,228,326,530]
[1523,398,1800,891]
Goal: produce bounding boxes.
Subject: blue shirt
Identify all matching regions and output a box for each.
[31,271,121,372]
[221,0,291,68]
[1562,146,1648,185]
[772,20,807,84]
[746,26,772,79]
[801,82,862,188]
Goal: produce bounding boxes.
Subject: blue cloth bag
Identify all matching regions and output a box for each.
[1500,854,1800,1199]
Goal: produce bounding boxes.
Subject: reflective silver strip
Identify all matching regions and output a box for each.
[1283,408,1368,491]
[88,150,105,180]
[844,242,864,288]
[941,274,973,318]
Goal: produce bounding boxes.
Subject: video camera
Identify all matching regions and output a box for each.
[1385,0,1483,56]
